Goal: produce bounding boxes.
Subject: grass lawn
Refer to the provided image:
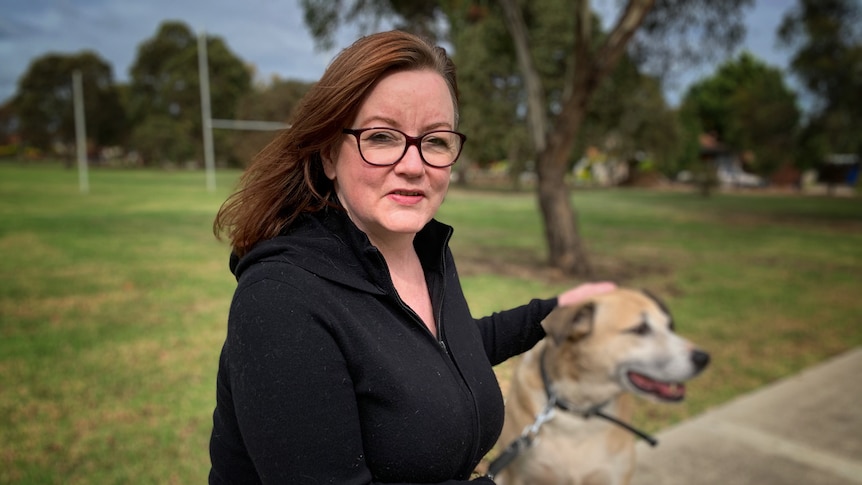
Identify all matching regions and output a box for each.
[2,163,860,483]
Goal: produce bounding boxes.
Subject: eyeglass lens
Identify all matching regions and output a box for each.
[356,128,462,167]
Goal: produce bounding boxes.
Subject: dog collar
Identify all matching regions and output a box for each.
[539,347,659,447]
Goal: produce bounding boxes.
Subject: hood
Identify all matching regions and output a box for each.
[228,208,452,295]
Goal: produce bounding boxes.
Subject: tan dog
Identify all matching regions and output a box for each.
[491,288,710,485]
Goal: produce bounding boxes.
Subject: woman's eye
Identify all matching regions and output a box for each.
[365,131,400,144]
[423,136,453,152]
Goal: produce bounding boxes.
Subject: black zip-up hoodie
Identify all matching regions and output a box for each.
[209,208,556,484]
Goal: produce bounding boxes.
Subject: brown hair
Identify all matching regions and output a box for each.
[213,30,459,256]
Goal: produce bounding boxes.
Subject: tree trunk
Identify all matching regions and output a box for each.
[537,75,593,275]
[536,150,592,276]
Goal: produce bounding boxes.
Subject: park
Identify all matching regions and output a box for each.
[1,162,860,482]
[2,0,861,482]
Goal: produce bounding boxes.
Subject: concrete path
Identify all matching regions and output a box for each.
[631,347,862,485]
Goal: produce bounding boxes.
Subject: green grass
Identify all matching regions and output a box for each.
[2,163,861,483]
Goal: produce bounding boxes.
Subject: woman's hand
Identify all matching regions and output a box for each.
[557,281,617,307]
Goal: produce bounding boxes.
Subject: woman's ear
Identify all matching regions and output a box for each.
[322,147,338,181]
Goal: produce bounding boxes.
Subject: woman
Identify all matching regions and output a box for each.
[209,30,614,484]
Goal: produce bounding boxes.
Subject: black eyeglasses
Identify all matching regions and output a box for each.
[342,127,467,168]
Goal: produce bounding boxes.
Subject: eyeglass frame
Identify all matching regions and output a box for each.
[342,127,467,168]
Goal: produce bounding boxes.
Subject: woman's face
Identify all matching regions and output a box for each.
[324,69,455,246]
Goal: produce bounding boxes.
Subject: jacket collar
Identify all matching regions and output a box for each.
[230,207,453,295]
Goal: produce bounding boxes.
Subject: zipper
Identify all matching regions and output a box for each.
[394,293,449,356]
[432,234,484,475]
[372,248,449,355]
[372,231,482,473]
[433,229,449,355]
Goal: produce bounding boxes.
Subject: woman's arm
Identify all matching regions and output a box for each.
[474,298,556,366]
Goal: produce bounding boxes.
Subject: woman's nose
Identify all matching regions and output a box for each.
[394,145,426,175]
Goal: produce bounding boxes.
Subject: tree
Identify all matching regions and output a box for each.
[725,64,800,175]
[779,0,862,161]
[14,51,126,156]
[127,21,251,165]
[681,52,800,175]
[453,2,679,184]
[300,0,750,276]
[496,0,751,275]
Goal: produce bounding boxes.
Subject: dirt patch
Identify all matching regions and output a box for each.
[455,254,569,282]
[455,250,678,294]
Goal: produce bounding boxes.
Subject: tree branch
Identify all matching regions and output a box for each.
[595,0,655,80]
[498,0,548,153]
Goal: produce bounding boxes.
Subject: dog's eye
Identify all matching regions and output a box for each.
[628,321,651,336]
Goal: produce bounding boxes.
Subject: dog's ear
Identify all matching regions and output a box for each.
[542,302,595,345]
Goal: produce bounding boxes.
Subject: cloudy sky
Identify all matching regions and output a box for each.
[1,0,797,106]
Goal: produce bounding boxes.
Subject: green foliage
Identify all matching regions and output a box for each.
[522,0,577,111]
[127,21,252,165]
[581,56,680,169]
[681,52,800,174]
[779,0,862,157]
[451,3,526,169]
[2,164,860,481]
[14,51,126,152]
[724,62,801,173]
[128,115,197,164]
[779,0,862,107]
[670,101,705,175]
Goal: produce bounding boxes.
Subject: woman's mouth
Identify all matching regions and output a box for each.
[388,190,424,205]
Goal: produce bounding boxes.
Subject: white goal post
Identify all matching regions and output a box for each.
[198,31,290,191]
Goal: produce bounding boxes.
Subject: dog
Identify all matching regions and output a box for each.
[491,288,710,485]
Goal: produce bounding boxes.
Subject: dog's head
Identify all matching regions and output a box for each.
[542,288,709,403]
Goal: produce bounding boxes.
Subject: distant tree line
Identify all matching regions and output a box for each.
[1,21,311,167]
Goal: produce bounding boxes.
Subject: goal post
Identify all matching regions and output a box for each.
[197,30,290,192]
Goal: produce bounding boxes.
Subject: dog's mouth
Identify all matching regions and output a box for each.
[627,371,686,402]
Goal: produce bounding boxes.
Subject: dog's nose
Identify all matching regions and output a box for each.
[691,350,710,371]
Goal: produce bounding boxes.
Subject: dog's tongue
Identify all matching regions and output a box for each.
[629,372,686,401]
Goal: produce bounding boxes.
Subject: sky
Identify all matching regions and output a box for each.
[0,0,798,107]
